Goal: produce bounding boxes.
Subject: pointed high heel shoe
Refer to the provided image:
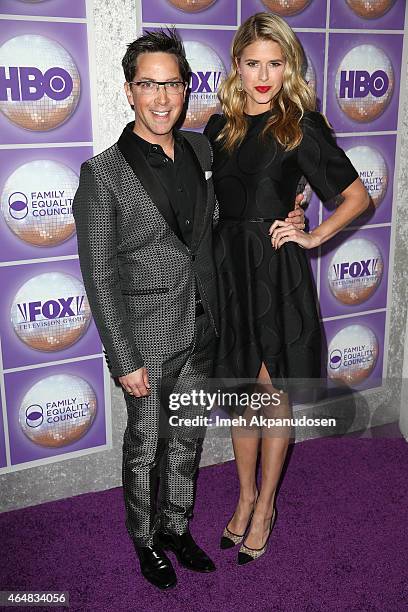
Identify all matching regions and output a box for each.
[237,507,277,565]
[220,494,258,550]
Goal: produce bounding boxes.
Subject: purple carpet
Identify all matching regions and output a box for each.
[1,427,408,612]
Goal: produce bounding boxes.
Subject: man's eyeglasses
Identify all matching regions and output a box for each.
[129,80,186,95]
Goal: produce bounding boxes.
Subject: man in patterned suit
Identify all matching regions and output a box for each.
[73,30,220,590]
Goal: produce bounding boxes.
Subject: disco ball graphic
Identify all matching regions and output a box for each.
[328,324,378,385]
[167,0,217,11]
[19,374,97,448]
[301,181,313,205]
[346,0,396,19]
[184,41,226,129]
[261,0,312,15]
[1,160,77,246]
[346,146,388,208]
[335,44,394,122]
[304,53,316,93]
[328,238,383,305]
[0,35,80,130]
[11,272,91,351]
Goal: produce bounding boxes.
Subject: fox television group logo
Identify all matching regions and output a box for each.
[20,374,97,448]
[328,324,378,385]
[1,160,78,246]
[11,272,91,351]
[328,238,384,305]
[0,35,80,131]
[335,44,394,122]
[184,41,226,129]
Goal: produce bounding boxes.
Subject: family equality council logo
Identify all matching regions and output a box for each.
[328,325,379,385]
[1,160,78,246]
[20,374,97,448]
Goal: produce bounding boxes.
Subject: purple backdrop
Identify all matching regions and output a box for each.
[1,0,87,18]
[326,32,404,133]
[0,258,102,370]
[0,398,6,468]
[5,357,106,465]
[141,0,237,26]
[0,146,93,262]
[330,0,406,31]
[241,0,327,28]
[319,226,391,318]
[0,20,93,145]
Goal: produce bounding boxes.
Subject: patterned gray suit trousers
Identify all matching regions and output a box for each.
[123,310,216,546]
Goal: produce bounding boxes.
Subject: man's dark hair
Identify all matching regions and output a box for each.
[122,29,190,83]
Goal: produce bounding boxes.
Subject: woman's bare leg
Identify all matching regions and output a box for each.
[226,405,260,535]
[243,362,292,549]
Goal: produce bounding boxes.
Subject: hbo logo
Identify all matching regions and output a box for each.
[339,70,389,99]
[0,66,73,101]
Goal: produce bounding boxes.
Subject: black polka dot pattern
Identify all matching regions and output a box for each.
[204,110,359,394]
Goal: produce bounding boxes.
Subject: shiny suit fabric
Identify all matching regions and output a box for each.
[73,128,219,546]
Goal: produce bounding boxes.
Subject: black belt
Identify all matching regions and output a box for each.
[220,217,284,223]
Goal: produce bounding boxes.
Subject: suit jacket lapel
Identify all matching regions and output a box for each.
[117,127,184,243]
[181,134,208,252]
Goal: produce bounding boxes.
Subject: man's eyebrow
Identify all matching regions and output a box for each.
[136,76,182,81]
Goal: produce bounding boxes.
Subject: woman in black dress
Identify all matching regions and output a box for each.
[204,13,369,565]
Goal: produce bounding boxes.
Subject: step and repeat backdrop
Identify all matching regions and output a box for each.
[0,0,110,474]
[140,0,407,401]
[0,0,405,475]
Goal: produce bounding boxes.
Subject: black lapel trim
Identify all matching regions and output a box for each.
[180,133,209,252]
[117,125,183,242]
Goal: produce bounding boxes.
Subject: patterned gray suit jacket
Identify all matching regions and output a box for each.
[73,127,220,378]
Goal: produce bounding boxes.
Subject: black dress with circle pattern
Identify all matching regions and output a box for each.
[204,110,359,391]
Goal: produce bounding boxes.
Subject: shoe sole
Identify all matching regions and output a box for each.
[141,573,177,590]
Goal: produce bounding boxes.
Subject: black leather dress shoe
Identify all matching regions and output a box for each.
[134,544,177,590]
[158,531,216,573]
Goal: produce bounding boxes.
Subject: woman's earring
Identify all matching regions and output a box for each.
[236,76,243,92]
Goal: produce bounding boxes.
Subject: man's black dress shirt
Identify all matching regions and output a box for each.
[125,123,200,248]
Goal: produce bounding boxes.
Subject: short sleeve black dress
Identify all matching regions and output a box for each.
[204,110,359,391]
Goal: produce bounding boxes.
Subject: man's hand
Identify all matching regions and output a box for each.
[284,193,306,229]
[119,367,151,398]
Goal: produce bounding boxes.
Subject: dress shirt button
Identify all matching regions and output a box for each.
[152,146,158,151]
[178,186,183,192]
[185,219,191,226]
[163,157,169,163]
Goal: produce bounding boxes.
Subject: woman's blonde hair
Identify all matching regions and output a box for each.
[217,12,316,152]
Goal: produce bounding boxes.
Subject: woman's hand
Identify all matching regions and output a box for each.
[268,220,321,250]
